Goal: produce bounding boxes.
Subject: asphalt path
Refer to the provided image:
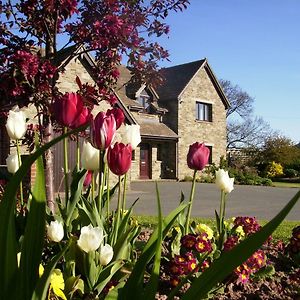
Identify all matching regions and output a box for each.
[123,182,300,221]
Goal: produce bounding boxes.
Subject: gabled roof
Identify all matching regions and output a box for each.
[157,59,206,100]
[156,59,230,109]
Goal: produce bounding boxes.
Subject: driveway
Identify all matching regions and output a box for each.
[123,182,300,221]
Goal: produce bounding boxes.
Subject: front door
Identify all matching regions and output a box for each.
[140,144,151,179]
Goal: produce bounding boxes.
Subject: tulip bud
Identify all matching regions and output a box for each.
[107,142,132,176]
[187,142,210,171]
[77,224,103,253]
[83,170,93,187]
[123,124,141,150]
[6,106,27,140]
[91,111,116,150]
[99,244,114,266]
[107,107,125,129]
[215,169,234,194]
[47,220,64,242]
[81,141,100,171]
[53,92,90,128]
[6,153,20,174]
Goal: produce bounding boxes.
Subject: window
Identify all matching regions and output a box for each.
[196,102,212,122]
[137,89,150,109]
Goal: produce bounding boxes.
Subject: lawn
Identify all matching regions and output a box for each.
[272,181,300,188]
[134,215,299,242]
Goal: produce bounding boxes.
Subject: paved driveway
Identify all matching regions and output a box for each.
[123,182,300,221]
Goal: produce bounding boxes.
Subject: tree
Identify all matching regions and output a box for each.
[220,79,254,119]
[0,0,190,211]
[220,79,275,149]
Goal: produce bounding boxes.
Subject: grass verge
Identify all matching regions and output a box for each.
[272,181,300,188]
[133,215,299,243]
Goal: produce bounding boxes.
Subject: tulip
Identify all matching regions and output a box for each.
[53,92,90,128]
[6,106,27,140]
[99,244,114,266]
[81,141,100,171]
[123,124,141,150]
[215,169,234,194]
[107,142,132,176]
[47,220,64,242]
[91,111,116,150]
[107,107,125,129]
[187,142,210,171]
[77,224,103,253]
[6,153,20,174]
[83,170,93,187]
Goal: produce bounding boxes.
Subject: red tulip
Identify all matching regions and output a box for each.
[107,142,132,176]
[91,111,116,150]
[107,107,125,129]
[53,92,90,128]
[187,142,210,171]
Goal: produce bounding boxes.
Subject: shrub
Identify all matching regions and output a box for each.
[284,168,299,178]
[266,161,284,178]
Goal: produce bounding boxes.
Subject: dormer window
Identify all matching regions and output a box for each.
[137,89,150,109]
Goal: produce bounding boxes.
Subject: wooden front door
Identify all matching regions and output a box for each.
[140,144,151,179]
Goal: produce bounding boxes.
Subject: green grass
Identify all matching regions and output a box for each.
[133,215,299,243]
[272,181,300,188]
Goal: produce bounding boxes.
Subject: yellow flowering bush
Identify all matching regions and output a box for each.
[266,161,284,178]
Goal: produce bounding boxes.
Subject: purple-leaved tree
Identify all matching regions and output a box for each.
[0,0,190,211]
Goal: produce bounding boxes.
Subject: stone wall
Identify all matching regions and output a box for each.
[177,66,227,179]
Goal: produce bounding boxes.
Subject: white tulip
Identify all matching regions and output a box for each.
[77,224,103,253]
[6,153,20,174]
[215,169,234,194]
[123,124,141,150]
[99,244,114,266]
[81,141,100,171]
[6,106,27,140]
[47,220,64,242]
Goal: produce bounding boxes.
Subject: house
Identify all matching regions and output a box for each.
[0,47,230,189]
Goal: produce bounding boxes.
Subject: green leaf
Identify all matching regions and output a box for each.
[18,151,46,300]
[32,239,72,300]
[0,125,87,296]
[121,200,188,299]
[182,189,300,300]
[94,260,124,295]
[66,169,86,228]
[144,182,163,300]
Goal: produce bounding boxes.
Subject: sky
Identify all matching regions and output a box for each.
[157,0,300,143]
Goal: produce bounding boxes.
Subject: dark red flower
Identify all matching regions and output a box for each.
[91,111,116,150]
[107,107,125,129]
[107,142,132,176]
[53,92,90,128]
[187,142,210,171]
[195,235,212,253]
[181,234,197,249]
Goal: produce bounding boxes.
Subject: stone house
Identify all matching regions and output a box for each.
[0,47,229,189]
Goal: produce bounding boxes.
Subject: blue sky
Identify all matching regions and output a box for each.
[157,0,300,143]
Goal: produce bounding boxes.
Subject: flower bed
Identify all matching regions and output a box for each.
[0,104,299,299]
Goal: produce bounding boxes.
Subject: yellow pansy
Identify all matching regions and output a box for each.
[49,269,67,300]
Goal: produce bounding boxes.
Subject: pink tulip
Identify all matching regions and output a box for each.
[107,142,132,176]
[187,142,210,171]
[91,111,116,150]
[53,92,90,128]
[107,107,125,129]
[83,170,93,187]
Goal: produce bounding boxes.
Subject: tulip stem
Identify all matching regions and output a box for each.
[63,127,69,203]
[76,134,80,172]
[16,139,24,206]
[184,169,197,235]
[106,168,110,219]
[218,190,227,249]
[121,173,127,213]
[91,172,95,202]
[114,176,122,246]
[97,150,104,213]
